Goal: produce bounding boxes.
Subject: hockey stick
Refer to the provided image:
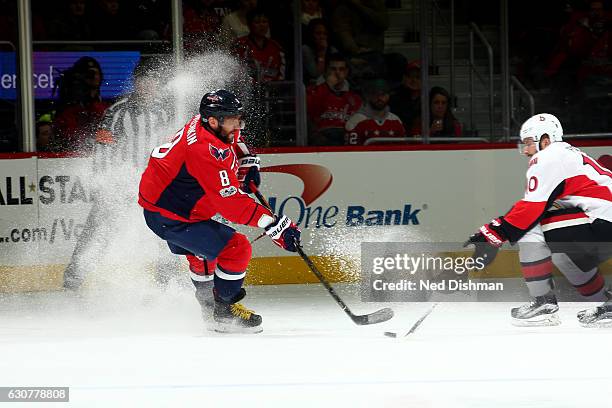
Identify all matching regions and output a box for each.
[383,302,438,338]
[250,184,394,325]
[62,196,101,289]
[405,302,438,336]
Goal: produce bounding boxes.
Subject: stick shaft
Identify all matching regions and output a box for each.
[252,187,355,319]
[405,302,438,336]
[295,244,354,318]
[251,185,393,325]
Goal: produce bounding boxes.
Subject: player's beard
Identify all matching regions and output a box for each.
[215,128,232,144]
[204,122,231,144]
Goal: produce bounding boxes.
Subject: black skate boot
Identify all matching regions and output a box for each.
[511,293,560,327]
[194,280,215,323]
[578,291,612,327]
[212,288,262,334]
[577,304,612,327]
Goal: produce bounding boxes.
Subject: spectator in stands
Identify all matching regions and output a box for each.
[53,57,109,153]
[389,60,421,136]
[306,53,362,145]
[545,1,610,82]
[91,0,131,40]
[330,0,389,79]
[183,0,226,52]
[48,0,92,41]
[302,18,338,85]
[221,0,269,41]
[344,78,405,145]
[576,3,612,85]
[36,114,55,152]
[130,0,168,40]
[542,0,612,131]
[428,86,462,138]
[302,0,324,28]
[233,8,285,82]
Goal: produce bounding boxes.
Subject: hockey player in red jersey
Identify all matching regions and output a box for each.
[138,89,300,333]
[464,113,612,327]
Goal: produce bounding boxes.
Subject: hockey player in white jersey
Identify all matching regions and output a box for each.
[465,113,612,327]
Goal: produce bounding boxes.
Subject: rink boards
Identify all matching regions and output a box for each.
[0,144,610,292]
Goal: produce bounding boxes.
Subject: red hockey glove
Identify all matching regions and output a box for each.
[237,155,261,194]
[265,215,301,252]
[463,218,507,267]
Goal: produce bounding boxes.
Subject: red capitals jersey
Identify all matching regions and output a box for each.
[234,35,285,82]
[306,83,362,132]
[500,142,612,242]
[344,107,406,145]
[138,115,272,226]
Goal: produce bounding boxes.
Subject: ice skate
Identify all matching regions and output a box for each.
[578,289,612,327]
[212,289,262,334]
[577,303,612,328]
[511,293,560,327]
[194,281,215,322]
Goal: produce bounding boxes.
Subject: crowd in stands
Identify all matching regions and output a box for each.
[302,0,462,146]
[511,0,612,133]
[1,0,468,152]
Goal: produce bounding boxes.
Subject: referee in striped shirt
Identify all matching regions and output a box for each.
[64,57,174,290]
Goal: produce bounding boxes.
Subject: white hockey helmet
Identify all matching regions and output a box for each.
[519,113,563,151]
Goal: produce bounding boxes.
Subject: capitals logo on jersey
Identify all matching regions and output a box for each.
[210,144,230,161]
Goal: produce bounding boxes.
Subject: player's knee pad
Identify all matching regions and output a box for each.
[518,225,551,264]
[518,241,551,264]
[217,233,252,273]
[518,231,554,297]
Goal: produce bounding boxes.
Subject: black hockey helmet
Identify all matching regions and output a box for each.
[199,89,244,123]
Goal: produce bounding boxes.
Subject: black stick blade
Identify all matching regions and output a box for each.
[352,307,394,325]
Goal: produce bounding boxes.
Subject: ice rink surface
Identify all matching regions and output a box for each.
[1,283,611,408]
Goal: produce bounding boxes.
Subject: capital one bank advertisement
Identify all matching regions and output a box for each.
[1,147,612,266]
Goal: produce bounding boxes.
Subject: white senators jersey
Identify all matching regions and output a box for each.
[503,142,612,239]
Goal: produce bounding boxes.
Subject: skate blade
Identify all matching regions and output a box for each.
[511,313,560,327]
[210,322,263,334]
[579,317,612,328]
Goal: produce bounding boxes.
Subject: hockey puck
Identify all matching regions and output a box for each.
[384,331,397,338]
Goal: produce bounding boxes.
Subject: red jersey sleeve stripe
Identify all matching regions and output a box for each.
[504,200,549,230]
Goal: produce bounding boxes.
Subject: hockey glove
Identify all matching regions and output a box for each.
[463,218,507,267]
[237,155,261,194]
[265,215,301,252]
